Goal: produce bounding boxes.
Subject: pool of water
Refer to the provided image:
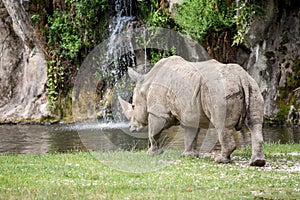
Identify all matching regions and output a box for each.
[0,123,299,155]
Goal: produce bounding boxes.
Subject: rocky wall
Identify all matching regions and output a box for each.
[0,0,49,123]
[243,0,300,123]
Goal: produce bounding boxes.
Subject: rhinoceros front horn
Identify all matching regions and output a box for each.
[118,96,133,119]
[128,67,144,83]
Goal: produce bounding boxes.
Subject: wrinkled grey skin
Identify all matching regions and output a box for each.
[119,56,265,166]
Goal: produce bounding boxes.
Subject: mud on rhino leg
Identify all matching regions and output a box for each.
[182,126,199,157]
[215,128,236,164]
[248,123,266,166]
[147,114,165,155]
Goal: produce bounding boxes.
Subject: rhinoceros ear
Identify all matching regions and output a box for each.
[128,67,144,83]
[118,96,133,119]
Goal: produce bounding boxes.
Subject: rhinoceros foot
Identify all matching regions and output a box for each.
[250,157,266,167]
[147,147,164,155]
[214,156,231,164]
[182,150,199,158]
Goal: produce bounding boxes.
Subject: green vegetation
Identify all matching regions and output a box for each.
[149,46,177,64]
[276,59,300,123]
[45,0,108,109]
[276,104,291,124]
[233,1,256,45]
[139,0,256,63]
[290,59,300,89]
[141,0,256,46]
[174,0,235,43]
[137,0,177,29]
[1,143,299,199]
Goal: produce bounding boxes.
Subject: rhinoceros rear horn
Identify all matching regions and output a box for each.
[118,96,133,119]
[128,67,144,83]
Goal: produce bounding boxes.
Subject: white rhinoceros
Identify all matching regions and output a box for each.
[119,55,266,166]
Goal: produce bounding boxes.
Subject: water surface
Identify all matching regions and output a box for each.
[0,123,299,155]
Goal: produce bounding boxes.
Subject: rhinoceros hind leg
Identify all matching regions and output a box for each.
[250,157,266,167]
[248,123,266,166]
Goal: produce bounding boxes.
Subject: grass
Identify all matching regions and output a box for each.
[0,143,299,199]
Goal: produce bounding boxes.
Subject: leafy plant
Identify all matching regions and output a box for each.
[290,59,300,89]
[47,60,59,107]
[276,59,300,122]
[233,0,256,45]
[175,0,235,43]
[136,0,178,29]
[46,0,109,109]
[276,104,290,124]
[148,9,176,29]
[30,14,41,24]
[149,46,177,64]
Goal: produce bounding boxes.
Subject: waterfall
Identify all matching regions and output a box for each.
[100,0,137,121]
[106,0,136,77]
[255,44,259,63]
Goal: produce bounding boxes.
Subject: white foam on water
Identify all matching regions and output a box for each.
[67,122,130,131]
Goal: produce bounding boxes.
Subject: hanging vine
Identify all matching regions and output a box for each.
[45,0,109,109]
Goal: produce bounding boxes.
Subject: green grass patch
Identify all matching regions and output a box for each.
[0,144,299,199]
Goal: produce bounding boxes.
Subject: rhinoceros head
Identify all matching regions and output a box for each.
[118,68,148,132]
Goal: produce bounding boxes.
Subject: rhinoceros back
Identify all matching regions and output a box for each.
[142,56,263,129]
[144,56,213,128]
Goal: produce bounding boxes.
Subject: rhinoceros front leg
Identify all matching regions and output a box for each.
[215,128,236,164]
[182,126,199,157]
[147,114,165,155]
[248,123,266,166]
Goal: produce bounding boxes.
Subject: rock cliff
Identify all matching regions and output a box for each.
[0,0,49,123]
[243,0,300,122]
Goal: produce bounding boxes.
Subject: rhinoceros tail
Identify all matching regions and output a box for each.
[238,68,264,128]
[234,72,251,131]
[245,78,264,125]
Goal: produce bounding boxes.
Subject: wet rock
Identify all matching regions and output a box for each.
[244,0,300,119]
[287,105,299,125]
[0,0,49,123]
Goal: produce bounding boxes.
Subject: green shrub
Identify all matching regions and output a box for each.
[276,104,290,124]
[149,46,177,64]
[175,0,235,43]
[46,0,108,108]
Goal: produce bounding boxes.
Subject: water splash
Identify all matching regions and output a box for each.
[70,122,130,131]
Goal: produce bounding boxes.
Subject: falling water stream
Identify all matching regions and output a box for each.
[106,0,136,74]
